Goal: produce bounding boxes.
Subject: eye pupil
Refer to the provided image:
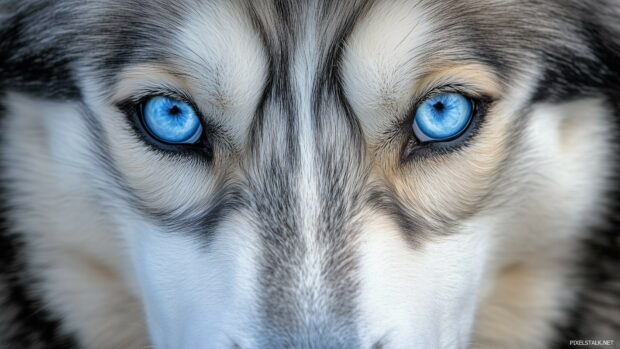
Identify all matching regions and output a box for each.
[433,102,445,111]
[169,105,181,115]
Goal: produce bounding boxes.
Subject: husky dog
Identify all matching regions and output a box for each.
[0,0,619,348]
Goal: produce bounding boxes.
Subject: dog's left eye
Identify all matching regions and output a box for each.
[141,96,203,144]
[412,92,473,142]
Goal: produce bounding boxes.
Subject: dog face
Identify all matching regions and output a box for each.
[2,0,617,348]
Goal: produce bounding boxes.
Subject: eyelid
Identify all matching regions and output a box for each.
[413,85,481,110]
[410,85,495,123]
[134,89,192,106]
[412,64,502,103]
[116,84,195,108]
[122,88,208,125]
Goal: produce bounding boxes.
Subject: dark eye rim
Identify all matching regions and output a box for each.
[401,91,494,162]
[117,94,214,159]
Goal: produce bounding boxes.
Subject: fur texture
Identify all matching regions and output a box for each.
[0,1,619,348]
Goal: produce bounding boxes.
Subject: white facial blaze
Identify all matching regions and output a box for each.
[356,212,492,348]
[294,3,326,317]
[121,214,261,349]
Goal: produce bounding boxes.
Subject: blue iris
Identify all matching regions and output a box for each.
[143,96,203,144]
[413,93,473,142]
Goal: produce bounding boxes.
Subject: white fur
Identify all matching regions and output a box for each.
[356,212,491,349]
[171,0,268,146]
[473,98,615,348]
[120,215,261,349]
[342,0,435,141]
[1,1,616,348]
[1,94,148,348]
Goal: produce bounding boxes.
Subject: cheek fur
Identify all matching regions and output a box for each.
[119,216,262,349]
[355,213,492,348]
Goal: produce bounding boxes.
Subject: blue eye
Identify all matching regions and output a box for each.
[142,96,203,144]
[413,93,473,142]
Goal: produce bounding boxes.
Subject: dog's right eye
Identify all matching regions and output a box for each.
[412,92,473,143]
[141,96,204,144]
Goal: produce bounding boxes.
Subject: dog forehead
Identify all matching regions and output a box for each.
[339,0,435,137]
[108,0,510,146]
[170,0,269,143]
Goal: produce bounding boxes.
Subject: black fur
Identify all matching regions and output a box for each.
[0,1,618,348]
[0,2,79,99]
[0,102,77,348]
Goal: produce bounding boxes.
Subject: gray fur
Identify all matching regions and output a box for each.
[0,1,619,348]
